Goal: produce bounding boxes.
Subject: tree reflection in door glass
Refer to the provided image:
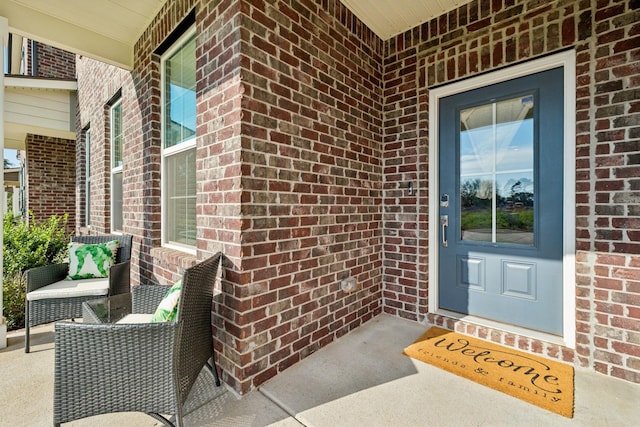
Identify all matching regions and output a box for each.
[460,176,493,242]
[459,95,535,245]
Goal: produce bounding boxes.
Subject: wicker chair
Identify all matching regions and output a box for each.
[24,234,133,353]
[53,253,222,427]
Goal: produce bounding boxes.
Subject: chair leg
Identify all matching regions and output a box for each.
[148,412,176,427]
[207,359,221,386]
[25,301,30,353]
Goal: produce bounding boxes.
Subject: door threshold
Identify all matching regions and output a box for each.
[433,308,570,348]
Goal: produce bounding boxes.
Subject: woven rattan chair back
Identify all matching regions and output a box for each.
[174,252,221,409]
[53,253,223,427]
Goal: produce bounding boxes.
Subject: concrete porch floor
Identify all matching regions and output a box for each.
[1,314,639,426]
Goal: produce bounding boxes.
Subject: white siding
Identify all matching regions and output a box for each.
[5,87,73,133]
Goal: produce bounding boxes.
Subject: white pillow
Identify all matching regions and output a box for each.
[151,280,182,323]
[67,240,119,280]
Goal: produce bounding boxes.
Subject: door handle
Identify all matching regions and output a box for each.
[440,215,448,247]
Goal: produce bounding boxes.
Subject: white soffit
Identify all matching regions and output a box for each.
[1,0,471,70]
[0,0,166,70]
[340,0,473,40]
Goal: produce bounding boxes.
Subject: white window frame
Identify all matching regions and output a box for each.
[85,128,91,227]
[110,99,123,234]
[160,28,197,254]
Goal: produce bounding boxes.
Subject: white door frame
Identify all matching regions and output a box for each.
[428,50,576,348]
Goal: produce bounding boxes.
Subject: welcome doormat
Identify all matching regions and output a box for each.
[404,327,574,418]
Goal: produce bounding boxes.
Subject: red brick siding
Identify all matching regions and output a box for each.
[384,0,640,382]
[25,134,76,231]
[578,0,640,384]
[136,1,257,390]
[229,0,384,392]
[195,1,246,393]
[27,42,76,79]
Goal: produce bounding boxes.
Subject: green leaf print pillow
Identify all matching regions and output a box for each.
[151,280,182,323]
[67,240,119,280]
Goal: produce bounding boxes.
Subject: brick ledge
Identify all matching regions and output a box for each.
[150,246,197,273]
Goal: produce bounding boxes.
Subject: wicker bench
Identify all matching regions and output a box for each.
[24,234,132,353]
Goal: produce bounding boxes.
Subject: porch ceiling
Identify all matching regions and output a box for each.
[341,0,473,40]
[0,0,166,70]
[1,0,471,70]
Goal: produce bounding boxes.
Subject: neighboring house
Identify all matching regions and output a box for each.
[0,31,77,346]
[3,0,639,394]
[3,36,77,229]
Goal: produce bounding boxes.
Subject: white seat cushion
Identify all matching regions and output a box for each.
[116,314,153,324]
[26,277,109,301]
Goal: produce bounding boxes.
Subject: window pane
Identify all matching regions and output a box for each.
[460,176,493,242]
[111,100,123,232]
[459,95,535,246]
[496,172,534,245]
[112,171,123,232]
[164,35,196,148]
[460,103,494,176]
[165,148,196,246]
[495,95,534,173]
[111,102,122,168]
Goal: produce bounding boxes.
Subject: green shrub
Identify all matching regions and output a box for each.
[461,210,492,231]
[2,213,71,330]
[3,272,26,330]
[462,209,534,233]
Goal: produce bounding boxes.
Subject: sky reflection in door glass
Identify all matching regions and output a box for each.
[459,95,535,245]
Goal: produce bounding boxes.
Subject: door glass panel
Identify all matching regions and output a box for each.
[496,172,534,244]
[460,176,493,242]
[459,95,535,245]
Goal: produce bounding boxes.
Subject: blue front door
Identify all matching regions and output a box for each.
[438,67,564,335]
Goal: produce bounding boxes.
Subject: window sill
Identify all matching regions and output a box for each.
[150,246,197,271]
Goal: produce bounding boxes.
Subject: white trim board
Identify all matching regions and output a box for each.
[427,50,576,349]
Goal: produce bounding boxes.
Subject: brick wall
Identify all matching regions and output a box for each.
[580,0,640,382]
[25,134,76,231]
[383,0,640,383]
[223,0,384,392]
[24,41,76,79]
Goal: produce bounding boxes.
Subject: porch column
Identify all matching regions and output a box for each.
[0,16,7,348]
